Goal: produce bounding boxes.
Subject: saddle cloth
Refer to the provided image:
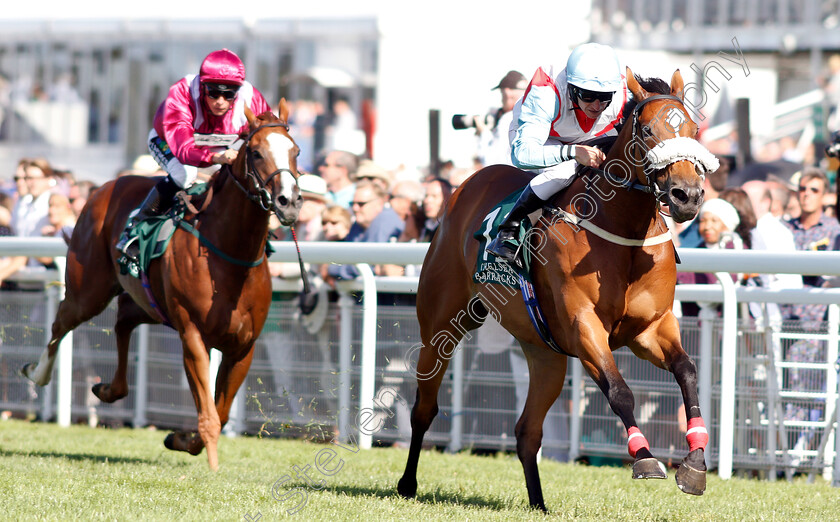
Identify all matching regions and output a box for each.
[118,183,208,278]
[472,187,534,287]
[472,187,564,353]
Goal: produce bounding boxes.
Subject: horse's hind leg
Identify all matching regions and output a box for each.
[21,271,118,387]
[629,312,707,495]
[515,341,567,512]
[92,293,155,403]
[397,293,486,499]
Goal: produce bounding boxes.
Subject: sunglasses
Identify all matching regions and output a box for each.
[204,85,238,101]
[577,89,613,104]
[798,186,821,194]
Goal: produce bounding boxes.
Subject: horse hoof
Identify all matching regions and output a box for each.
[632,457,667,479]
[91,383,105,401]
[164,432,203,456]
[91,383,126,403]
[675,462,706,495]
[20,363,48,386]
[397,476,417,499]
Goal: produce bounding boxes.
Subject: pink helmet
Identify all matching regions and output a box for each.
[199,49,245,86]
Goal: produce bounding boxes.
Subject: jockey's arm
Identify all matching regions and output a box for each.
[510,85,576,170]
[160,82,216,168]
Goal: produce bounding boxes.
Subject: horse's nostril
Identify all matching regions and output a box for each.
[670,187,689,205]
[278,196,288,207]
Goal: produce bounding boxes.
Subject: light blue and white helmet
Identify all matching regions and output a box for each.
[565,43,622,92]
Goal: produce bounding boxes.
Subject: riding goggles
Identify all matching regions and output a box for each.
[204,83,239,101]
[572,85,614,104]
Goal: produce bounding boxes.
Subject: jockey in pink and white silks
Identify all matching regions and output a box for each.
[117,48,272,260]
[487,43,630,267]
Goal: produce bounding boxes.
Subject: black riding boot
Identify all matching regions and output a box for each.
[486,184,545,268]
[117,176,180,259]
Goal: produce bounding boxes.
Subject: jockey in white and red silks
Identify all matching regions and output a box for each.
[487,43,629,267]
[118,48,272,260]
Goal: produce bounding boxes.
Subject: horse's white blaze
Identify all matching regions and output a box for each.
[29,349,55,386]
[266,133,297,201]
[280,171,297,201]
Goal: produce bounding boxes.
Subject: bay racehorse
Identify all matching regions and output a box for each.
[398,68,715,511]
[22,100,301,470]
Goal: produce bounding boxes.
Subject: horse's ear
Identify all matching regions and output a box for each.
[278,98,290,123]
[670,69,685,101]
[244,106,257,128]
[625,66,648,102]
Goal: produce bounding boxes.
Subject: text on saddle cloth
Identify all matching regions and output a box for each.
[473,187,533,288]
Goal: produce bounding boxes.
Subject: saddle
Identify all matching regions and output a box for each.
[118,184,210,278]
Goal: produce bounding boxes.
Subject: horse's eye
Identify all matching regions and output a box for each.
[252,150,263,160]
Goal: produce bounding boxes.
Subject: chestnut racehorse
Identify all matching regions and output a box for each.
[398,69,714,511]
[22,101,302,471]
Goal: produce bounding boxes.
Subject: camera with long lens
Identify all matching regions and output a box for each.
[826,131,840,158]
[452,112,497,130]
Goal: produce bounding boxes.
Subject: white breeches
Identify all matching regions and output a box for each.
[148,129,198,188]
[527,160,578,200]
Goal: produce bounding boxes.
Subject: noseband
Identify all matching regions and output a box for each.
[229,121,298,212]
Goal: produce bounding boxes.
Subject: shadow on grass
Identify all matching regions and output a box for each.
[296,482,509,511]
[0,448,159,466]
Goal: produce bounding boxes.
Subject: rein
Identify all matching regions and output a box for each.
[175,218,267,267]
[554,94,696,248]
[582,94,686,200]
[171,120,297,268]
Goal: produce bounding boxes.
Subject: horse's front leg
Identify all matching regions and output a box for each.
[213,346,255,429]
[576,315,667,481]
[629,311,708,495]
[166,326,221,470]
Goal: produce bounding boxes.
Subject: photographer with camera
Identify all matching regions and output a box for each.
[453,70,528,168]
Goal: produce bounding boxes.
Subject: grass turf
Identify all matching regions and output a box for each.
[0,419,837,520]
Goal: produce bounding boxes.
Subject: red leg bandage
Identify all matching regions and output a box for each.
[627,426,650,458]
[686,417,709,452]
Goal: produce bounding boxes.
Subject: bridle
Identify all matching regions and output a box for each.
[227,121,298,212]
[587,94,686,204]
[629,94,690,203]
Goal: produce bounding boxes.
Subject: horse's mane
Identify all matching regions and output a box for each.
[621,74,671,121]
[579,75,673,161]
